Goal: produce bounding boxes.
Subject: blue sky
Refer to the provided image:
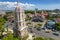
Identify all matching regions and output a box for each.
[0,0,60,10]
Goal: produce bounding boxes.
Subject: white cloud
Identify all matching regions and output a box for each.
[1,1,60,10]
[0,2,35,9]
[37,4,60,10]
[24,3,35,8]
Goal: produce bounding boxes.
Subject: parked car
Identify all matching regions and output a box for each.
[42,27,46,30]
[32,33,35,37]
[53,33,59,36]
[30,30,33,33]
[42,28,45,30]
[45,29,51,33]
[52,29,57,32]
[29,28,32,30]
[46,31,50,33]
[37,28,41,31]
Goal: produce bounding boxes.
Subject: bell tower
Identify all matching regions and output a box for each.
[13,1,28,38]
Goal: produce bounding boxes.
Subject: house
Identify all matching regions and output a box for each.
[27,13,34,17]
[50,12,57,17]
[7,15,14,23]
[54,18,60,22]
[50,12,57,15]
[0,11,6,17]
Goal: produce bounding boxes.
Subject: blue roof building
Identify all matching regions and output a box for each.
[46,20,56,29]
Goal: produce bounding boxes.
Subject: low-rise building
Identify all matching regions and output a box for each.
[27,13,34,18]
[50,12,57,17]
[46,20,55,29]
[54,18,60,22]
[0,11,5,17]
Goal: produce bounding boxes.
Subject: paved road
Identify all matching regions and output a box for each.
[41,20,47,28]
[27,27,60,40]
[4,21,14,29]
[4,21,14,33]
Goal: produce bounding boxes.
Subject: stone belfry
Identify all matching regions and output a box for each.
[13,1,28,38]
[34,8,38,16]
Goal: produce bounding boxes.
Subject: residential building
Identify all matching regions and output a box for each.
[0,11,5,17]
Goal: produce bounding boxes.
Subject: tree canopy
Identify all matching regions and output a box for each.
[0,17,6,36]
[33,37,54,40]
[2,32,19,40]
[55,22,60,30]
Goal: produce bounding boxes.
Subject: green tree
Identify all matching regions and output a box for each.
[47,14,53,20]
[26,22,31,25]
[44,38,48,40]
[0,18,6,25]
[49,38,54,40]
[22,35,29,40]
[53,9,60,13]
[55,22,60,30]
[33,37,44,40]
[2,32,19,40]
[2,32,13,40]
[25,10,34,14]
[0,25,4,36]
[33,37,54,40]
[0,18,6,36]
[34,24,42,28]
[25,15,32,21]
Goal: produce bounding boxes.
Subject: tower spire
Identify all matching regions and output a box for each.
[17,0,19,5]
[14,0,28,38]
